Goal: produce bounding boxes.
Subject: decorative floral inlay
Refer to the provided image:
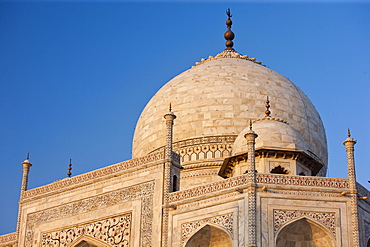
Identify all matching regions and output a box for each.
[273,210,336,236]
[181,213,233,246]
[42,214,131,247]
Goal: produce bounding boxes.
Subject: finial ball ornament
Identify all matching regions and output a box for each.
[224,30,235,40]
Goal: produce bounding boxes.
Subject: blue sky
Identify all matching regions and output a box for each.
[0,1,369,235]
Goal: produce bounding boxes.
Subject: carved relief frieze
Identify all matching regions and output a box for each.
[24,181,154,247]
[273,210,336,236]
[42,214,131,247]
[181,213,234,246]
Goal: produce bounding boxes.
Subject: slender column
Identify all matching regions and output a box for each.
[164,105,176,161]
[343,129,360,247]
[16,155,32,234]
[245,123,258,247]
[162,105,176,247]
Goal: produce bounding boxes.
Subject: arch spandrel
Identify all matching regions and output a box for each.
[276,217,335,247]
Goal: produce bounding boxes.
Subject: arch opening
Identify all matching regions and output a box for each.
[185,224,232,247]
[68,235,111,247]
[270,165,289,174]
[172,175,178,192]
[276,218,335,247]
[74,240,97,247]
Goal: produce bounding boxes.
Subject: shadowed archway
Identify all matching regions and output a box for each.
[185,224,232,247]
[68,235,111,247]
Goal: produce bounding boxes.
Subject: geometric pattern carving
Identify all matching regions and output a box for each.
[273,210,336,236]
[41,214,131,246]
[181,213,233,246]
[25,181,154,247]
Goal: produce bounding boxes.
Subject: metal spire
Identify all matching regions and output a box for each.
[265,96,271,117]
[224,8,235,51]
[67,159,72,177]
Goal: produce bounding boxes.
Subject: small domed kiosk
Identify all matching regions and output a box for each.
[219,98,323,178]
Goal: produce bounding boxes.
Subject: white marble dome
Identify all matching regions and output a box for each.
[132,51,328,170]
[232,118,307,156]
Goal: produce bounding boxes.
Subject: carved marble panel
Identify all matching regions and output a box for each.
[24,181,154,247]
[42,214,131,247]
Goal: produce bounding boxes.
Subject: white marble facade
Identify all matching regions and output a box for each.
[1,48,369,247]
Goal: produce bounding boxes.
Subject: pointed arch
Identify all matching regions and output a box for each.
[68,235,111,247]
[184,224,232,247]
[276,217,335,247]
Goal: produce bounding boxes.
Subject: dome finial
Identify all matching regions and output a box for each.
[169,103,172,112]
[224,8,235,51]
[26,152,30,160]
[265,96,271,117]
[67,159,72,178]
[249,119,253,130]
[348,128,351,137]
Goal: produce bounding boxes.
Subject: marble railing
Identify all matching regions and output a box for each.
[0,232,17,246]
[169,174,349,203]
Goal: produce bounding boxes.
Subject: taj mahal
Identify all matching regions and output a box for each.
[0,10,369,247]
